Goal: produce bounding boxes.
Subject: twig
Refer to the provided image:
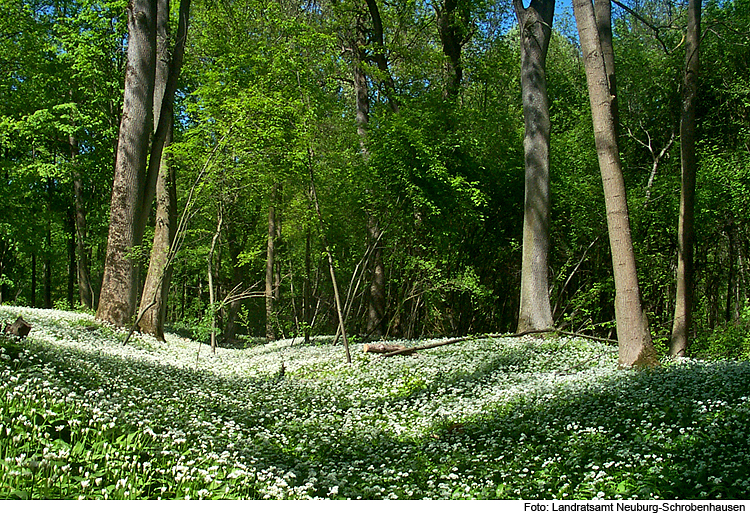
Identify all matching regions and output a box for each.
[307,147,351,363]
[123,124,237,345]
[552,235,601,318]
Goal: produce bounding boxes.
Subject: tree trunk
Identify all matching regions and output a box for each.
[137,121,176,340]
[304,226,312,343]
[273,188,282,315]
[349,9,389,338]
[436,0,471,100]
[514,0,555,334]
[67,209,76,308]
[594,0,618,133]
[97,0,157,327]
[265,184,278,341]
[208,205,222,354]
[223,252,246,342]
[70,135,93,309]
[30,252,36,307]
[137,0,190,339]
[367,215,386,337]
[670,0,700,358]
[364,0,399,112]
[573,0,657,367]
[44,184,52,309]
[726,227,736,322]
[136,0,190,246]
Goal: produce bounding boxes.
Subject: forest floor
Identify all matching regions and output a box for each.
[1,305,750,499]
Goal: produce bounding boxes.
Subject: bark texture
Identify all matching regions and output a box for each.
[138,0,190,339]
[70,134,94,309]
[97,0,157,327]
[594,0,618,132]
[514,0,555,334]
[670,0,701,358]
[367,215,386,336]
[137,122,176,340]
[573,0,657,367]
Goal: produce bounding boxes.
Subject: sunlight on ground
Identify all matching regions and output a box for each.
[2,306,749,499]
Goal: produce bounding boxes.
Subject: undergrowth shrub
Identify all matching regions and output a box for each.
[691,309,750,361]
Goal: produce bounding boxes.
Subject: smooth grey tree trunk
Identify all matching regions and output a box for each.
[97,0,157,327]
[594,0,618,132]
[514,0,555,334]
[670,0,701,358]
[573,0,658,367]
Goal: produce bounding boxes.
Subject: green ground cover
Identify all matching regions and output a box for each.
[1,306,749,499]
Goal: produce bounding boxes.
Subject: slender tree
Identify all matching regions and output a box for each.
[265,183,279,341]
[670,0,701,358]
[70,134,94,309]
[514,0,555,334]
[348,3,389,337]
[572,0,658,367]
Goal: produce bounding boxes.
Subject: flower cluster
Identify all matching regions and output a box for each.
[2,306,749,499]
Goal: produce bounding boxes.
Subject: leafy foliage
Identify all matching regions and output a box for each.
[1,0,749,358]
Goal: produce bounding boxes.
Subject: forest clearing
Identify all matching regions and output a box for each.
[2,305,750,500]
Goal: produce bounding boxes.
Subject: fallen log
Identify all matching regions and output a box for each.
[3,316,32,338]
[363,343,406,354]
[377,328,617,359]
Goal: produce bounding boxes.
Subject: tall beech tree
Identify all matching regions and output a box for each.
[572,0,657,367]
[595,0,618,132]
[670,0,701,357]
[97,0,157,327]
[514,0,555,334]
[138,0,190,340]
